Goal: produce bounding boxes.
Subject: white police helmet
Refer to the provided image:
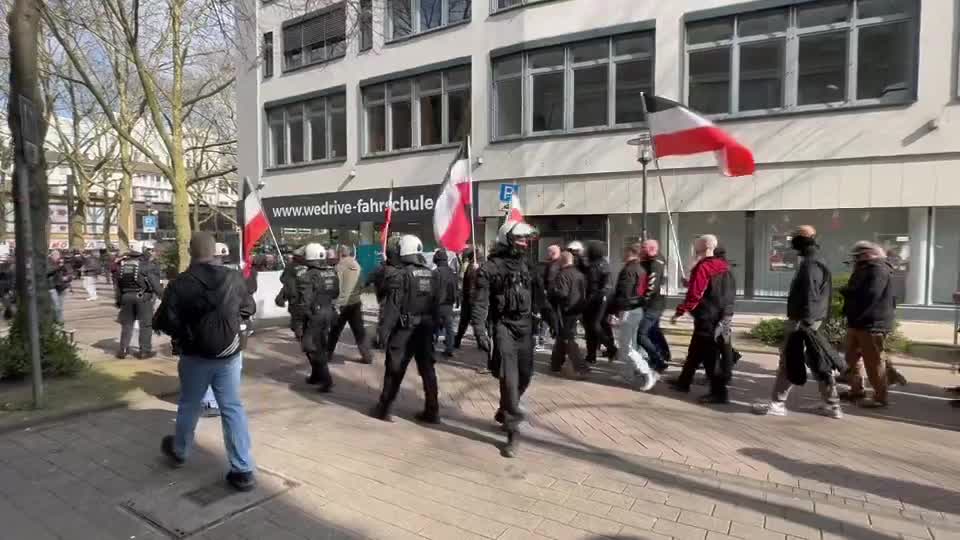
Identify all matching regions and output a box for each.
[129,241,144,255]
[215,243,229,257]
[398,235,423,257]
[567,241,584,253]
[304,243,327,261]
[497,221,537,248]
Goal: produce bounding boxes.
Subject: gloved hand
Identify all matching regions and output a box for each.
[477,333,492,353]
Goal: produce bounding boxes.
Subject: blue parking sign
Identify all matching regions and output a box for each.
[142,215,158,234]
[499,183,519,203]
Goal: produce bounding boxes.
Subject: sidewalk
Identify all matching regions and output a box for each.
[0,295,959,539]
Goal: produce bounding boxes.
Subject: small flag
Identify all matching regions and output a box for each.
[433,140,472,252]
[242,177,270,278]
[643,95,755,177]
[507,192,523,224]
[381,185,393,255]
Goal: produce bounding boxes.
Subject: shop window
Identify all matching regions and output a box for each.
[387,0,470,42]
[282,4,346,72]
[685,0,917,117]
[264,91,347,169]
[933,208,960,305]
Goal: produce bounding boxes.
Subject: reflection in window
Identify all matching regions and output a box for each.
[264,93,346,168]
[388,0,470,40]
[282,5,347,71]
[798,32,847,105]
[689,48,730,114]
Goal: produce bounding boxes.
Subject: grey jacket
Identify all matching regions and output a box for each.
[336,257,363,307]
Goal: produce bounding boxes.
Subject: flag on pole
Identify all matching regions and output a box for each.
[506,192,524,224]
[642,95,755,177]
[242,176,270,278]
[433,140,472,252]
[381,185,394,255]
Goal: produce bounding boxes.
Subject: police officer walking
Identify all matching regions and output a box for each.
[471,219,538,458]
[276,247,307,340]
[115,241,163,359]
[371,235,440,424]
[290,244,339,391]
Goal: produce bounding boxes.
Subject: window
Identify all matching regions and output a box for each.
[263,32,274,78]
[264,92,347,168]
[360,0,373,51]
[491,31,653,139]
[685,0,917,116]
[362,65,472,155]
[282,5,346,71]
[493,0,549,11]
[387,0,470,41]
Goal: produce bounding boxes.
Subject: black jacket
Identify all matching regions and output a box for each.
[48,263,72,292]
[786,249,831,325]
[584,259,611,304]
[114,253,163,300]
[153,262,256,357]
[842,259,896,332]
[785,325,846,386]
[471,248,534,332]
[460,261,478,305]
[611,259,645,312]
[640,257,666,313]
[82,255,102,276]
[434,264,458,307]
[551,265,587,316]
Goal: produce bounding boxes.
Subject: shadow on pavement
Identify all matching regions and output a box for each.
[740,447,960,515]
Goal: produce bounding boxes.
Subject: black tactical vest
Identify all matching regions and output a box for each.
[118,259,143,294]
[404,265,435,317]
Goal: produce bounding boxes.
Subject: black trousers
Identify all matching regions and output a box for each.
[584,300,615,361]
[454,301,473,347]
[119,297,154,353]
[304,307,336,386]
[290,307,306,341]
[328,302,371,361]
[377,322,438,415]
[551,314,585,372]
[677,331,733,399]
[492,320,534,432]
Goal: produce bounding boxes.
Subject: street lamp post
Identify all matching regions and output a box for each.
[627,133,654,240]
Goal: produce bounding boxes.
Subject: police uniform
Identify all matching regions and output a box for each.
[293,246,340,391]
[276,249,307,340]
[115,245,162,359]
[471,220,538,457]
[371,235,440,423]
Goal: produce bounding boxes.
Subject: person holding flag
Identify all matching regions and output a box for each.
[468,193,539,458]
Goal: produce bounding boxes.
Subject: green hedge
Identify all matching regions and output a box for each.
[0,317,88,381]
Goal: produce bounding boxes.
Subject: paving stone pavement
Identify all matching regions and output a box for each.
[1,290,959,540]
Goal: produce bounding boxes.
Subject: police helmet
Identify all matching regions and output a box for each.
[129,241,144,255]
[399,235,423,257]
[215,243,230,257]
[304,243,327,261]
[566,241,584,254]
[497,221,538,249]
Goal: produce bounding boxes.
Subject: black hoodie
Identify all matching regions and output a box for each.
[786,246,831,325]
[842,258,896,333]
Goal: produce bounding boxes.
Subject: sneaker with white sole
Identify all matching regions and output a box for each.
[640,371,659,392]
[752,401,787,416]
[813,405,843,419]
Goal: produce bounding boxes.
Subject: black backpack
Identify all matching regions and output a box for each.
[118,259,143,293]
[185,268,242,359]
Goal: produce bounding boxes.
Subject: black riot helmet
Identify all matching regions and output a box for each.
[385,236,402,265]
[585,240,605,262]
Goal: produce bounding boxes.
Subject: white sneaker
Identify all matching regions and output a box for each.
[640,371,659,392]
[752,401,787,416]
[534,344,547,353]
[813,404,843,419]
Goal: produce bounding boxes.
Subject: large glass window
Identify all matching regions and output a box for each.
[685,0,917,116]
[362,65,472,155]
[933,208,960,305]
[282,5,347,71]
[388,0,470,41]
[264,92,347,168]
[491,30,653,139]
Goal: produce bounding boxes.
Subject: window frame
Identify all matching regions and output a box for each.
[262,32,274,79]
[490,0,555,14]
[362,66,472,157]
[491,31,654,141]
[386,0,471,43]
[281,4,347,73]
[683,0,918,119]
[360,0,374,51]
[264,93,347,170]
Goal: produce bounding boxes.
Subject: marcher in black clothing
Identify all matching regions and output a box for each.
[368,237,404,350]
[433,250,458,358]
[471,219,539,458]
[670,235,737,404]
[582,241,617,363]
[293,243,340,391]
[454,248,479,349]
[550,251,589,378]
[115,241,163,359]
[537,245,562,348]
[371,235,440,424]
[276,247,307,340]
[638,240,670,372]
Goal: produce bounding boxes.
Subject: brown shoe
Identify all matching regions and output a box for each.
[859,398,888,409]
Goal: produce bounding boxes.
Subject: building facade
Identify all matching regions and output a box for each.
[238,0,960,314]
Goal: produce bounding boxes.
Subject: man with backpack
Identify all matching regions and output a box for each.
[291,243,340,392]
[153,232,257,492]
[115,241,163,359]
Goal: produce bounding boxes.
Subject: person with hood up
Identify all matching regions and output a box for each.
[454,248,479,349]
[753,226,844,418]
[670,234,737,404]
[840,241,896,408]
[582,241,617,364]
[432,249,458,358]
[471,218,539,457]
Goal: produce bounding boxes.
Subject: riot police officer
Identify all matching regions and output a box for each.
[471,219,538,458]
[294,243,340,392]
[367,237,403,349]
[370,235,440,424]
[276,247,307,340]
[115,240,163,359]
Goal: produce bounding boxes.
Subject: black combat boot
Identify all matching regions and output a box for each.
[369,403,393,422]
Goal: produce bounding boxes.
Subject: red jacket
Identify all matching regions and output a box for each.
[675,256,731,317]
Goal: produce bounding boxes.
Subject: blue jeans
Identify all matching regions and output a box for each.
[618,307,652,379]
[638,309,670,372]
[49,289,64,324]
[201,387,218,408]
[174,352,253,473]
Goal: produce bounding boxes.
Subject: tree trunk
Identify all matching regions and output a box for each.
[7,0,52,323]
[103,204,114,246]
[69,169,87,250]
[169,0,191,270]
[117,137,134,251]
[0,170,8,242]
